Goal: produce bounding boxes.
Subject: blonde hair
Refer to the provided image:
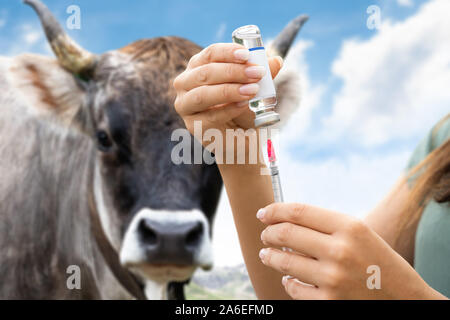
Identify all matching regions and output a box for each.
[397,114,450,241]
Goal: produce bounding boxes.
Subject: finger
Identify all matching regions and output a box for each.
[259,247,321,287]
[188,43,249,69]
[258,203,351,234]
[187,101,249,126]
[177,63,265,91]
[268,56,283,79]
[282,276,321,300]
[176,83,258,116]
[261,222,332,259]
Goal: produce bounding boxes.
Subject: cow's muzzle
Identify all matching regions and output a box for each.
[138,218,204,265]
[120,209,213,282]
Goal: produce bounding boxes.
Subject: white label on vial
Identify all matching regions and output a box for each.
[248,47,276,101]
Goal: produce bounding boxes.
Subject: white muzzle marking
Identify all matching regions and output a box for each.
[120,208,213,283]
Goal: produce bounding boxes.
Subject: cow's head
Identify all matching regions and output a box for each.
[23,0,307,298]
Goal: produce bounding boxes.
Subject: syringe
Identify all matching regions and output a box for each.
[267,139,294,281]
[267,139,284,203]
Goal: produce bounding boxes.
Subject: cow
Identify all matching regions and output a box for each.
[0,0,306,299]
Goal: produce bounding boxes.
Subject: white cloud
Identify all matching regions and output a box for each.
[23,30,41,45]
[277,40,325,143]
[4,23,50,57]
[212,0,450,267]
[212,146,412,267]
[0,9,6,28]
[397,0,414,7]
[277,148,411,217]
[214,22,227,42]
[21,24,43,45]
[212,194,242,266]
[324,0,450,147]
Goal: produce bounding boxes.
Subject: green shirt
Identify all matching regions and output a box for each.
[407,115,450,297]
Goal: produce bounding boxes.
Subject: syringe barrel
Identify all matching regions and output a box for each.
[270,164,290,254]
[270,165,284,203]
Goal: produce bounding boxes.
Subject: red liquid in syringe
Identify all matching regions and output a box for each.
[267,139,283,202]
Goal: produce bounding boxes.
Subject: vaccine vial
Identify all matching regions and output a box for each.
[232,25,280,128]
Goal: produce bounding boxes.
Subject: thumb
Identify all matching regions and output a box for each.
[268,56,283,79]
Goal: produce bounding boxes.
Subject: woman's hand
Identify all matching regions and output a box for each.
[173,43,283,143]
[257,203,445,299]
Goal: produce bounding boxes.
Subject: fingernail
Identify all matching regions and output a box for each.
[259,248,267,260]
[234,49,249,61]
[256,208,266,219]
[245,66,266,79]
[275,56,284,68]
[236,100,248,108]
[239,83,259,95]
[260,229,265,241]
[282,275,289,286]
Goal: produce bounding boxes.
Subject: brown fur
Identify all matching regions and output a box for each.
[24,63,59,109]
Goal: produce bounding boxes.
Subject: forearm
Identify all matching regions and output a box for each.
[364,177,417,265]
[218,162,291,299]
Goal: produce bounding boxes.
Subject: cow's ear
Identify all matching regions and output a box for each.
[8,53,88,130]
[267,14,308,129]
[273,66,302,129]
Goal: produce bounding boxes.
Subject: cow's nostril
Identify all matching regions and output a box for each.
[185,222,203,248]
[133,216,207,266]
[138,219,158,246]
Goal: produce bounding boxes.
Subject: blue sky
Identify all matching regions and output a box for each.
[0,0,427,82]
[0,0,431,157]
[0,1,423,77]
[1,0,449,266]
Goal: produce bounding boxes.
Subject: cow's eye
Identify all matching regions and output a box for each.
[96,130,113,151]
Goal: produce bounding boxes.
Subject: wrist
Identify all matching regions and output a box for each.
[401,277,449,300]
[218,161,267,176]
[421,285,448,300]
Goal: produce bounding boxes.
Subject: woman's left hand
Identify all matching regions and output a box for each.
[257,203,441,299]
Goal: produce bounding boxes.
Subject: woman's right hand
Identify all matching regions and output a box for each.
[173,43,283,145]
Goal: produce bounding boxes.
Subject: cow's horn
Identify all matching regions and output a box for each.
[24,0,96,77]
[270,14,309,58]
